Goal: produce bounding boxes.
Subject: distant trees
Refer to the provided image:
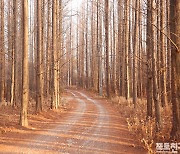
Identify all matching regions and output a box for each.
[72,0,179,137]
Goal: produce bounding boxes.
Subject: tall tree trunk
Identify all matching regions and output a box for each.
[76,13,80,87]
[160,0,168,107]
[10,0,17,107]
[117,0,122,96]
[7,0,12,103]
[51,0,58,109]
[0,0,5,103]
[170,0,180,137]
[20,0,29,127]
[166,0,171,103]
[151,0,161,130]
[97,0,102,96]
[146,0,153,118]
[125,0,130,99]
[36,0,43,112]
[85,0,89,89]
[112,0,116,94]
[105,0,110,98]
[47,0,52,96]
[58,0,62,105]
[133,0,139,107]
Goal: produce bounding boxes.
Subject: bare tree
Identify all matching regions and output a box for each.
[0,0,5,103]
[20,0,29,127]
[105,0,110,98]
[170,0,180,137]
[36,0,43,112]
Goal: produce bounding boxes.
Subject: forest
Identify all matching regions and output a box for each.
[0,0,179,153]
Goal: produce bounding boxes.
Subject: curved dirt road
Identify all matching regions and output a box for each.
[0,90,146,154]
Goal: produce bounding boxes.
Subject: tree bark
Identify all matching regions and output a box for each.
[133,0,139,107]
[20,0,29,127]
[97,0,102,96]
[170,0,180,137]
[0,0,5,103]
[105,0,110,98]
[125,0,130,99]
[160,0,168,107]
[146,0,153,118]
[151,0,161,130]
[36,0,43,112]
[51,0,58,109]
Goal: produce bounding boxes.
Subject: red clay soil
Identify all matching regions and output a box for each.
[0,89,147,154]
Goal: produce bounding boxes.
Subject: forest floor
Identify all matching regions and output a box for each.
[0,89,147,154]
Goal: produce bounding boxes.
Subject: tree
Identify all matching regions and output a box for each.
[0,0,5,103]
[170,0,180,137]
[160,0,168,107]
[20,0,29,127]
[117,0,123,96]
[133,0,139,107]
[97,0,102,96]
[85,0,89,89]
[151,0,161,130]
[36,0,43,112]
[124,0,130,100]
[146,0,153,118]
[10,0,17,106]
[51,0,58,109]
[105,0,110,98]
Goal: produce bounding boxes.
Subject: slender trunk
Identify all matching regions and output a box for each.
[20,0,29,127]
[125,0,130,99]
[85,0,89,89]
[146,0,153,118]
[133,0,139,107]
[36,0,43,112]
[0,0,5,103]
[97,0,102,96]
[51,0,58,109]
[160,0,168,107]
[170,0,180,137]
[151,0,161,130]
[10,0,17,106]
[105,0,110,98]
[118,0,122,96]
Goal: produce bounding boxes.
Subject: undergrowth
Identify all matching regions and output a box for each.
[111,96,173,154]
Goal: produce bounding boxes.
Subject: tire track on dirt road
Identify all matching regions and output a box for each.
[62,90,147,154]
[28,91,87,153]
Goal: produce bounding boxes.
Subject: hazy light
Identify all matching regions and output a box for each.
[70,0,83,11]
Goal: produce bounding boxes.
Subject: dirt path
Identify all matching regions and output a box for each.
[0,90,147,154]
